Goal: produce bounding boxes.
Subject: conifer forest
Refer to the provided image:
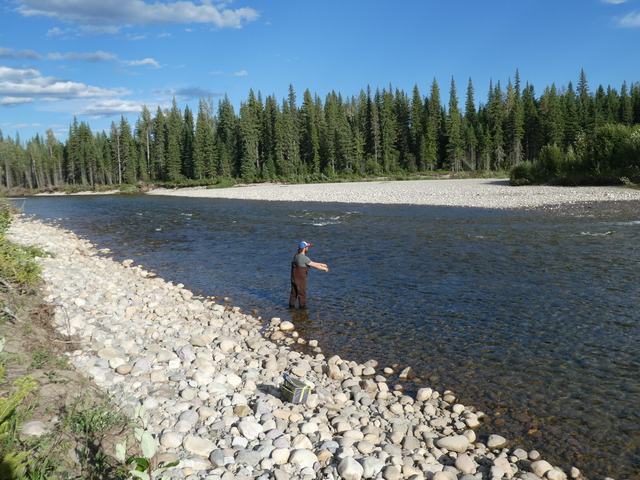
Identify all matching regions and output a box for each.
[2,70,640,190]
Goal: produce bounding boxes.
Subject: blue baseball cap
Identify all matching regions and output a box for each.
[299,241,311,249]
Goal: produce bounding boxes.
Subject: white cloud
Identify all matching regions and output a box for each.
[0,66,129,105]
[0,66,41,81]
[0,46,42,60]
[122,58,161,68]
[231,70,248,77]
[152,86,220,98]
[210,70,223,75]
[618,11,640,26]
[14,0,259,30]
[0,97,34,106]
[602,0,628,4]
[75,99,146,117]
[46,51,118,62]
[46,26,73,36]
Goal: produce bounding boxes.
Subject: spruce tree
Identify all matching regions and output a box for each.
[425,78,442,170]
[446,76,463,172]
[166,98,183,182]
[193,98,216,180]
[463,78,478,170]
[181,105,195,179]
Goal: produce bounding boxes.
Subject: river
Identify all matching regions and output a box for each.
[13,194,640,479]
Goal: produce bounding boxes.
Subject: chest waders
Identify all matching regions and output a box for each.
[289,257,308,308]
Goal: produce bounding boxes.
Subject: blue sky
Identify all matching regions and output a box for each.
[1,0,639,142]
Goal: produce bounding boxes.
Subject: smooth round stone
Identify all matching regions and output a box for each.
[183,435,216,457]
[531,460,554,477]
[179,410,199,425]
[300,422,319,435]
[382,465,401,480]
[279,321,294,331]
[338,456,364,480]
[116,363,133,375]
[289,449,318,470]
[291,434,313,450]
[343,430,364,441]
[238,420,263,440]
[356,441,375,455]
[435,435,470,453]
[487,434,508,449]
[219,340,236,352]
[455,453,476,474]
[492,456,513,478]
[271,448,291,465]
[362,457,385,478]
[161,431,183,449]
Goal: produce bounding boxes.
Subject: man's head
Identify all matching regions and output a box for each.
[298,241,311,252]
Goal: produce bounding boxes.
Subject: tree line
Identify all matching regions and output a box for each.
[2,69,640,190]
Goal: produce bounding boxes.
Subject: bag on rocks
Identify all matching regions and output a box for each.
[281,373,312,404]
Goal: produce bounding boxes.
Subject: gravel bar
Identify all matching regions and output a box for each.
[147,178,640,209]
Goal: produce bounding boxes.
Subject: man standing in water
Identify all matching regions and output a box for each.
[289,241,329,308]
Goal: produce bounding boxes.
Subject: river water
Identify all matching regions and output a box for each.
[13,194,640,479]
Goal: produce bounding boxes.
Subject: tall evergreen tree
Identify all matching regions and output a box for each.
[152,107,167,181]
[446,77,463,172]
[181,105,195,178]
[486,80,506,169]
[410,84,426,171]
[193,98,217,179]
[166,98,183,181]
[425,78,443,170]
[238,89,262,179]
[463,78,478,170]
[539,84,564,147]
[136,105,153,181]
[505,71,524,166]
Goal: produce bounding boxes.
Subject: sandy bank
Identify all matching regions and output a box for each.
[147,179,640,210]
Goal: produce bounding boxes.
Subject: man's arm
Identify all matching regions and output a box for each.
[309,261,329,272]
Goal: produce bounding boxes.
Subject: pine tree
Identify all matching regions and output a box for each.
[136,105,153,181]
[152,107,167,181]
[193,98,216,180]
[522,83,540,161]
[119,116,137,184]
[166,98,183,182]
[620,81,633,126]
[300,89,321,174]
[446,76,463,172]
[577,69,593,131]
[562,82,580,149]
[238,89,262,180]
[505,71,524,167]
[410,84,426,171]
[379,87,398,173]
[486,80,506,169]
[216,94,238,178]
[539,84,564,147]
[181,105,195,179]
[425,78,442,170]
[463,78,478,170]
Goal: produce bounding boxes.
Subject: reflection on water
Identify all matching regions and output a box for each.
[15,194,640,479]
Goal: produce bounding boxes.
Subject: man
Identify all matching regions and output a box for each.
[289,241,329,308]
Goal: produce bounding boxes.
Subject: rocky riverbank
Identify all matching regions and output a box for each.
[147,178,640,210]
[10,215,590,480]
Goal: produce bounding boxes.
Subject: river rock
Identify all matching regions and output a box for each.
[338,456,364,480]
[531,460,554,477]
[487,434,508,449]
[289,449,317,470]
[183,435,216,457]
[435,435,470,453]
[455,453,476,474]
